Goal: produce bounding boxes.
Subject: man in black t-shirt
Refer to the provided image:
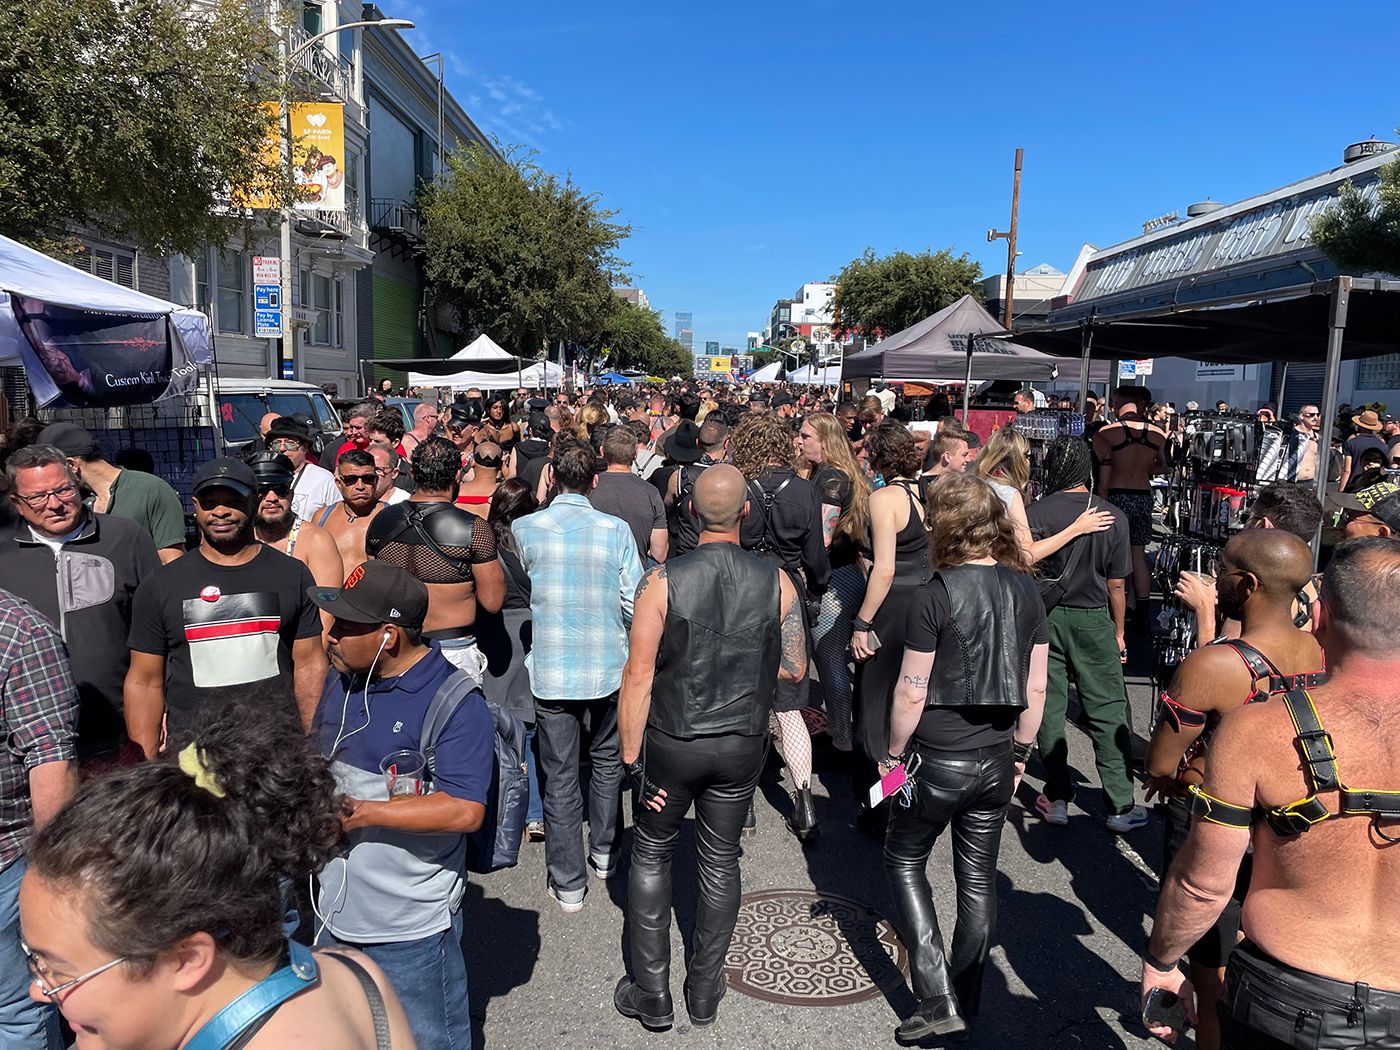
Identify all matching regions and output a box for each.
[1340,410,1388,490]
[125,458,326,757]
[590,427,667,564]
[1025,437,1145,833]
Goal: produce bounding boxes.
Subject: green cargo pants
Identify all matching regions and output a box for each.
[1035,605,1136,815]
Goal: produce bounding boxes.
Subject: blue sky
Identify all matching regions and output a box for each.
[395,0,1400,351]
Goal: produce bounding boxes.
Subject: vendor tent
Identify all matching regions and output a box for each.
[403,333,532,388]
[749,361,783,384]
[594,370,635,385]
[0,233,212,407]
[786,363,842,385]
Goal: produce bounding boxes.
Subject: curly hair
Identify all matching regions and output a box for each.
[730,412,795,481]
[28,701,341,974]
[927,473,1031,574]
[864,420,922,479]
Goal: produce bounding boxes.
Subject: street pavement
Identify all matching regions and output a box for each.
[464,632,1172,1050]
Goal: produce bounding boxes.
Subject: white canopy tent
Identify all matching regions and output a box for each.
[786,363,842,386]
[0,233,212,368]
[748,361,783,384]
[405,333,548,389]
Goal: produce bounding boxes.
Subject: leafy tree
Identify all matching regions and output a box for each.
[600,299,668,372]
[421,143,630,359]
[1311,151,1400,275]
[750,348,781,369]
[830,247,983,341]
[0,0,289,253]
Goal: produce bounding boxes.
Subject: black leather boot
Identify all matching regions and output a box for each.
[684,975,727,1028]
[741,800,756,837]
[614,976,674,1030]
[895,994,967,1044]
[787,786,819,842]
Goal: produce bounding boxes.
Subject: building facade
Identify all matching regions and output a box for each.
[674,312,694,352]
[613,286,651,311]
[978,263,1065,329]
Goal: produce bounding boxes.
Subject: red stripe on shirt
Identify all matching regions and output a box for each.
[184,618,282,642]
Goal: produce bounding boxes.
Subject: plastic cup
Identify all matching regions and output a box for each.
[380,750,427,798]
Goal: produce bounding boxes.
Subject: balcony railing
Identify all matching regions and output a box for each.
[288,22,356,104]
[369,198,423,243]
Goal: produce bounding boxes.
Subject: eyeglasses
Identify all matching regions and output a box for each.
[337,473,376,487]
[268,439,302,452]
[21,941,129,1000]
[13,484,78,509]
[258,483,292,497]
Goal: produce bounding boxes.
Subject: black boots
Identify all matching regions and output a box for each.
[742,800,757,836]
[787,786,819,842]
[684,976,727,1028]
[896,994,968,1044]
[614,977,674,1030]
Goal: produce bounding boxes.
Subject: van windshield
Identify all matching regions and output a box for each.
[218,394,319,442]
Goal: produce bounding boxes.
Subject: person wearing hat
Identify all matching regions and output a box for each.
[124,458,328,758]
[444,403,484,466]
[245,451,344,621]
[38,422,185,563]
[266,415,340,522]
[771,391,798,421]
[663,417,730,558]
[1336,479,1400,539]
[1340,410,1389,491]
[310,561,494,1050]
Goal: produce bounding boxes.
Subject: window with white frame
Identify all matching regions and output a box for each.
[1356,354,1400,390]
[216,251,245,334]
[301,269,334,345]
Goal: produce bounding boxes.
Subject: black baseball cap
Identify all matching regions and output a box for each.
[1336,480,1400,531]
[308,561,429,628]
[37,422,100,458]
[193,458,257,498]
[771,392,796,408]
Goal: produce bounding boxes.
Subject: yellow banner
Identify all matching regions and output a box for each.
[711,355,731,373]
[240,102,346,212]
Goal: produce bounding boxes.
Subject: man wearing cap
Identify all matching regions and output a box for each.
[444,403,483,465]
[1340,410,1389,491]
[311,561,494,1050]
[38,422,185,563]
[771,391,798,420]
[0,444,159,762]
[1336,479,1400,539]
[125,458,327,756]
[664,417,730,557]
[245,452,344,615]
[266,415,340,522]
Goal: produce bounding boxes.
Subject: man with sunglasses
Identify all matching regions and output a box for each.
[245,452,344,618]
[0,445,158,763]
[1336,479,1400,540]
[1284,404,1323,483]
[311,449,388,573]
[443,404,483,466]
[266,416,339,522]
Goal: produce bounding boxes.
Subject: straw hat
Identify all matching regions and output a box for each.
[1351,409,1383,432]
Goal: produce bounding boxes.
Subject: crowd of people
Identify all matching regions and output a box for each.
[0,377,1394,1049]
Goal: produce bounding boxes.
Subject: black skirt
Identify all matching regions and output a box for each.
[852,580,922,762]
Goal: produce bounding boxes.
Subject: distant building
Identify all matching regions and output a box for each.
[613,286,651,311]
[765,282,838,360]
[978,263,1065,330]
[746,331,762,351]
[704,341,720,355]
[674,311,694,352]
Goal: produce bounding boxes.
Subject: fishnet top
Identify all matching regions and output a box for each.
[366,503,498,584]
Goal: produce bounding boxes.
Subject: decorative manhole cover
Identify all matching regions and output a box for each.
[724,889,908,1006]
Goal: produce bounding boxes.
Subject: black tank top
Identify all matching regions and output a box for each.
[887,480,931,586]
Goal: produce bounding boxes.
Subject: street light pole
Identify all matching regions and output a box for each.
[276,14,414,381]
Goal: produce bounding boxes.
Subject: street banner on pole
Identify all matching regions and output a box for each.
[241,103,346,211]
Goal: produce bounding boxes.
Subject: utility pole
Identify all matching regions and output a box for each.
[986,147,1024,330]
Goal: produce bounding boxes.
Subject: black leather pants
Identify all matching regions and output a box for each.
[883,744,1015,1017]
[626,728,767,995]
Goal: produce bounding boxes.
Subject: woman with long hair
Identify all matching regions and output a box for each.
[731,412,831,841]
[881,474,1048,1043]
[482,396,519,452]
[483,478,545,841]
[796,412,870,752]
[976,426,1115,562]
[19,704,415,1048]
[851,421,929,822]
[576,402,609,444]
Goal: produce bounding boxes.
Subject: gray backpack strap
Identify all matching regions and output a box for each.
[422,670,474,783]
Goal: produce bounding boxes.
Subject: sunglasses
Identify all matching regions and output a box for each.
[258,483,292,497]
[337,473,376,486]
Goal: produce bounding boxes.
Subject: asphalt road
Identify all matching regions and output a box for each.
[463,632,1173,1050]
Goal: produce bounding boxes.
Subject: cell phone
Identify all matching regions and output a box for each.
[866,628,882,652]
[1142,987,1190,1034]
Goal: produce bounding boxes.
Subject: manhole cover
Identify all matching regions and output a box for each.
[724,889,908,1006]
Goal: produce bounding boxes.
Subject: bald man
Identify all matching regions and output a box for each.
[615,464,804,1031]
[1145,529,1326,1050]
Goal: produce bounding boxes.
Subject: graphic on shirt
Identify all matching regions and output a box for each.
[181,591,281,688]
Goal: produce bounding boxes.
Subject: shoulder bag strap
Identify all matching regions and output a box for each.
[321,952,393,1050]
[422,670,474,783]
[1046,492,1095,586]
[184,942,319,1050]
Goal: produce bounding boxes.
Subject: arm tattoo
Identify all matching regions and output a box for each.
[779,591,805,677]
[635,564,666,602]
[902,673,929,689]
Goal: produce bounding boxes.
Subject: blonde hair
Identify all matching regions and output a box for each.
[802,412,870,543]
[927,473,1031,574]
[731,412,795,481]
[575,403,608,441]
[976,426,1030,494]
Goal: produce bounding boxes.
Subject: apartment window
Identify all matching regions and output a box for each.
[334,276,346,345]
[216,251,245,334]
[1356,354,1400,390]
[301,269,333,345]
[345,148,360,221]
[193,252,210,315]
[302,1,322,36]
[74,245,136,288]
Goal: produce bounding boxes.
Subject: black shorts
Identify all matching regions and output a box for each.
[1162,796,1251,970]
[1108,489,1155,547]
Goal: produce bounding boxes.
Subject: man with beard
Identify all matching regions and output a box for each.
[1144,530,1325,1050]
[245,452,344,613]
[124,459,327,756]
[313,449,388,572]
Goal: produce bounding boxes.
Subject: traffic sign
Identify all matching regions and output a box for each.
[252,256,280,284]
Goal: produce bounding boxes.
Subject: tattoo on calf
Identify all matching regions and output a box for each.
[779,597,805,676]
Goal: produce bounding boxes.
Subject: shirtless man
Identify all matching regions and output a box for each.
[245,452,344,626]
[312,448,386,572]
[1144,530,1325,1050]
[1142,537,1400,1048]
[400,402,439,457]
[366,436,505,677]
[1093,385,1166,620]
[455,442,502,517]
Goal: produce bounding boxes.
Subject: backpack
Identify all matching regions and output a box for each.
[421,670,528,874]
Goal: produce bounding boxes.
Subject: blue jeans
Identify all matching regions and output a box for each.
[0,859,62,1048]
[335,909,470,1050]
[525,724,544,825]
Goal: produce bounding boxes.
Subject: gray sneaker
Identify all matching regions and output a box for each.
[547,882,586,913]
[1106,805,1149,833]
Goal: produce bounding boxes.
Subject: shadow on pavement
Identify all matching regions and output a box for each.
[462,879,542,1050]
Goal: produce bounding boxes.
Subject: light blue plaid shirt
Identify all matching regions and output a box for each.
[512,493,644,701]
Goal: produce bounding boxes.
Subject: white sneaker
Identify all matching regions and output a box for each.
[547,882,586,913]
[1035,794,1069,826]
[1106,805,1150,833]
[588,853,614,879]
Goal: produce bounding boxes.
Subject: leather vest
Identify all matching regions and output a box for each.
[927,564,1042,710]
[651,542,781,738]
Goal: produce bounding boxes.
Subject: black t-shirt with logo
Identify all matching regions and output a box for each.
[128,545,321,732]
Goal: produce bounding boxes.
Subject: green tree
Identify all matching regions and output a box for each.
[830,247,983,340]
[0,0,289,253]
[421,143,630,359]
[600,299,669,372]
[1310,152,1400,275]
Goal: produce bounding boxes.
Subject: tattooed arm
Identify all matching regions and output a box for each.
[777,572,807,683]
[888,647,936,760]
[619,566,668,764]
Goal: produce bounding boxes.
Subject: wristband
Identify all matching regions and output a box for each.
[1143,949,1180,973]
[853,616,873,632]
[1012,740,1035,764]
[884,752,903,765]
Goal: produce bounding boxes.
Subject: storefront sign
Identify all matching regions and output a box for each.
[1195,363,1248,382]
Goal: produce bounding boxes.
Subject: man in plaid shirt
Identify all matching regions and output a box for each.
[513,441,643,913]
[0,587,78,1047]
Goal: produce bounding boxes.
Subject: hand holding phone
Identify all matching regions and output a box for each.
[1140,969,1196,1045]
